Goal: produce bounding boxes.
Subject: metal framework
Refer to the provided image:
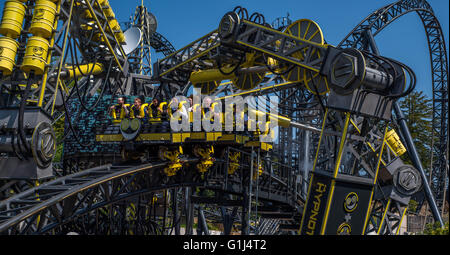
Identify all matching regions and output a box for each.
[0,0,447,236]
[338,0,449,213]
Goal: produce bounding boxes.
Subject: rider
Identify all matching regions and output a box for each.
[168,97,188,122]
[148,98,163,122]
[109,96,130,123]
[130,95,146,119]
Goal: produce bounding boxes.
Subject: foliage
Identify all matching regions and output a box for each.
[52,116,66,162]
[407,199,418,213]
[422,221,449,235]
[398,91,433,172]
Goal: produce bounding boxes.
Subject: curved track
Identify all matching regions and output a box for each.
[0,162,172,234]
[150,32,176,56]
[0,153,303,234]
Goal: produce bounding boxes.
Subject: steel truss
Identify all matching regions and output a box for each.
[338,0,449,215]
[0,144,305,234]
[0,161,193,234]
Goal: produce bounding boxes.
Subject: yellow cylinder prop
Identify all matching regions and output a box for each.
[80,21,95,31]
[386,129,407,156]
[82,8,93,19]
[83,0,112,19]
[115,30,125,44]
[249,109,291,128]
[29,0,57,39]
[190,68,235,85]
[0,0,26,39]
[92,19,125,44]
[98,0,108,6]
[21,36,49,75]
[108,19,120,31]
[0,36,19,75]
[64,63,104,79]
[109,19,125,43]
[104,7,115,19]
[92,33,104,43]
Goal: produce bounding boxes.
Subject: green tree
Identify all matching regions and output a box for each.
[398,91,433,173]
[423,221,449,235]
[52,116,65,162]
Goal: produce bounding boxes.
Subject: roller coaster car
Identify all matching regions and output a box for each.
[95,118,273,162]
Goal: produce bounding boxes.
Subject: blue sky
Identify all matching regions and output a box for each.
[1,0,448,97]
[108,0,449,97]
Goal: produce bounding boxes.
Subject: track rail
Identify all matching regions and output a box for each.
[0,153,303,234]
[0,161,175,234]
[150,32,176,56]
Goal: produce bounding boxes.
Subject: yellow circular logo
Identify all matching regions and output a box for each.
[337,223,352,235]
[344,192,358,212]
[32,47,44,57]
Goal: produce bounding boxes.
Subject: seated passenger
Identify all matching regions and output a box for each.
[141,98,149,121]
[186,95,193,121]
[159,101,169,121]
[187,96,194,111]
[149,98,169,132]
[168,97,188,121]
[130,96,146,119]
[109,97,130,124]
[203,97,221,124]
[148,98,163,122]
[185,95,195,125]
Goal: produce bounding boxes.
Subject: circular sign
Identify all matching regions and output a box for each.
[344,192,358,213]
[31,122,56,169]
[337,223,352,235]
[146,12,157,35]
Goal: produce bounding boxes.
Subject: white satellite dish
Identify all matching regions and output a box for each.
[117,27,142,56]
[146,12,157,35]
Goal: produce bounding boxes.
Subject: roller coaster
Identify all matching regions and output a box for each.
[0,0,447,235]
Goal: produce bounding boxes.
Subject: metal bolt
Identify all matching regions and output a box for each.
[331,53,357,89]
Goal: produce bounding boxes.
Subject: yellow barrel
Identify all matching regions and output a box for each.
[93,31,125,44]
[91,19,118,43]
[92,34,102,43]
[0,0,26,39]
[80,21,96,31]
[29,0,57,39]
[115,31,125,44]
[82,0,109,19]
[82,9,93,19]
[108,19,120,31]
[63,62,104,79]
[104,6,115,19]
[109,19,126,43]
[83,9,114,20]
[0,36,19,75]
[21,36,49,75]
[386,129,407,156]
[249,109,291,128]
[93,19,125,44]
[99,0,109,7]
[190,67,235,84]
